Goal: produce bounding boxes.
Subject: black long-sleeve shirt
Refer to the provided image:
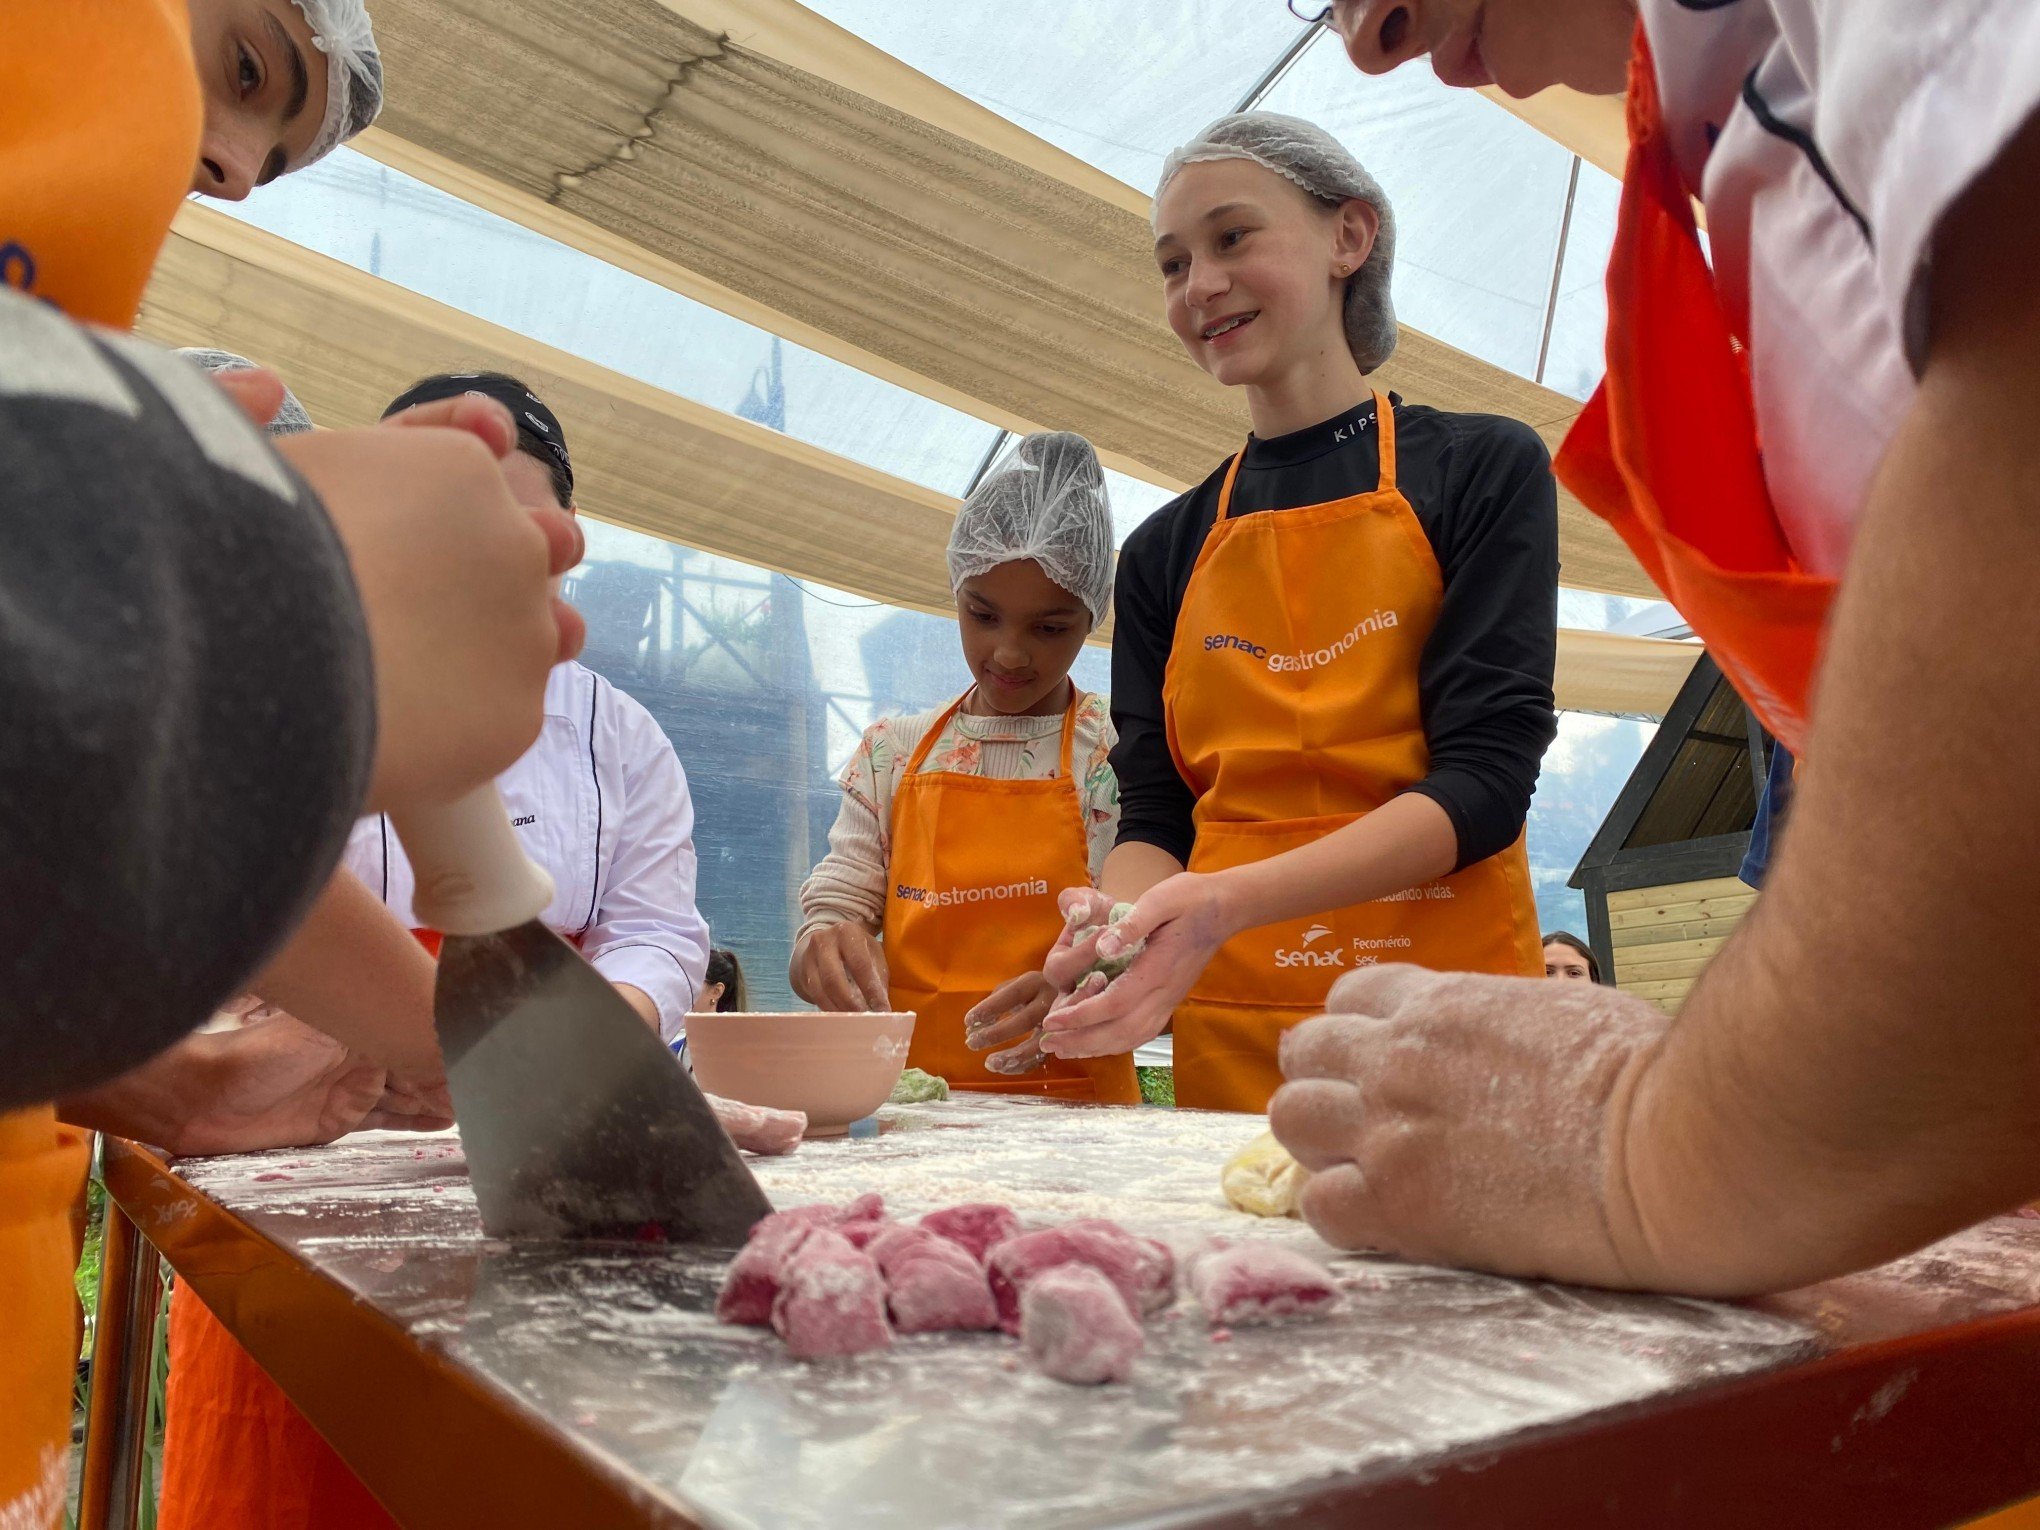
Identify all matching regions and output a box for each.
[1111,394,1558,871]
[2,292,375,1110]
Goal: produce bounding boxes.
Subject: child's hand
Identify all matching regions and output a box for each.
[278,401,583,814]
[1039,873,1234,1060]
[791,923,891,1012]
[963,970,1060,1074]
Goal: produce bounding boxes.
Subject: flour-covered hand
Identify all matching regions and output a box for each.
[1269,964,1670,1288]
[1038,873,1234,1060]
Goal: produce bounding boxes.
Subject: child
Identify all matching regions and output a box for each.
[979,113,1557,1114]
[793,433,1138,1103]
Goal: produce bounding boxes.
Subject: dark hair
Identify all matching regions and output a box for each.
[1541,931,1602,984]
[384,370,573,509]
[705,948,747,1012]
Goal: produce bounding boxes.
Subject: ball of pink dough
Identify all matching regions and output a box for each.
[889,1255,999,1333]
[1187,1242,1340,1326]
[918,1203,1020,1264]
[770,1230,893,1359]
[716,1196,893,1326]
[987,1222,1175,1334]
[1021,1263,1144,1385]
[715,1220,818,1326]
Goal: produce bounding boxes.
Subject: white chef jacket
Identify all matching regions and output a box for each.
[345,660,709,1043]
[1642,0,2040,575]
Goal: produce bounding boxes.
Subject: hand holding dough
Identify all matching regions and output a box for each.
[1221,1129,1309,1218]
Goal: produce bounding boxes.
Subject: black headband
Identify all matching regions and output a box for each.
[382,373,573,496]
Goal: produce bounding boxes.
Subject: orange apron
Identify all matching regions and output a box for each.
[1162,391,1543,1113]
[884,690,1140,1103]
[1553,31,1837,755]
[0,1108,89,1530]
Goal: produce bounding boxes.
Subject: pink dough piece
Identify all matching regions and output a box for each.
[987,1221,1174,1334]
[888,1254,999,1334]
[1187,1242,1340,1326]
[706,1092,807,1156]
[918,1203,1021,1264]
[715,1220,819,1325]
[865,1225,995,1330]
[1020,1263,1143,1384]
[716,1196,890,1326]
[770,1230,893,1359]
[1066,1219,1176,1315]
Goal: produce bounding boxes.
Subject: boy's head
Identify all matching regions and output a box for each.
[383,371,575,511]
[187,0,383,200]
[1326,0,1633,99]
[947,432,1113,717]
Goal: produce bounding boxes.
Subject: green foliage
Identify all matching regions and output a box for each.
[1137,1066,1175,1108]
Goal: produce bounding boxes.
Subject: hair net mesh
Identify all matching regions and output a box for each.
[946,432,1115,625]
[179,349,315,437]
[1155,111,1398,373]
[288,0,385,167]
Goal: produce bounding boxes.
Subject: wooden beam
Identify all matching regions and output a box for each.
[348,0,1655,598]
[141,204,1692,713]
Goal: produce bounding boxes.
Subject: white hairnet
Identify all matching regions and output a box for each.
[1155,111,1398,374]
[288,0,385,167]
[947,432,1115,626]
[179,349,315,436]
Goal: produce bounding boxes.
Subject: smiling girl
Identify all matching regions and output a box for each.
[973,113,1559,1113]
[793,432,1139,1103]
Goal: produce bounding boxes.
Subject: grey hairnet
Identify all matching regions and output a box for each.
[1155,111,1398,374]
[947,432,1115,626]
[288,0,385,167]
[179,349,315,437]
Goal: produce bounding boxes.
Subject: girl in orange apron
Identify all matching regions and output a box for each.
[1011,112,1552,1113]
[793,433,1139,1103]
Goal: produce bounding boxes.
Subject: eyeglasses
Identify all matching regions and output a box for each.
[1287,1,1333,22]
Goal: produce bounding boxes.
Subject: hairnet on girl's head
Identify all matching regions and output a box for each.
[179,349,316,436]
[1155,111,1399,374]
[946,432,1115,626]
[288,0,385,168]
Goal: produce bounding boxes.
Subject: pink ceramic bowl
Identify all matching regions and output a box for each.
[686,1011,916,1137]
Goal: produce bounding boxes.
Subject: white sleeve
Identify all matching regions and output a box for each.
[1809,0,2040,367]
[582,701,710,1044]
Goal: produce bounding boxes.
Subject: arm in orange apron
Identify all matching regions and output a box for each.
[1269,118,2040,1297]
[1038,794,1455,1063]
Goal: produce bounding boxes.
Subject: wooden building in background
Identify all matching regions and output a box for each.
[1568,656,1766,1012]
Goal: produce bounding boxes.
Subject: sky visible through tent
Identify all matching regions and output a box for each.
[216,4,1669,974]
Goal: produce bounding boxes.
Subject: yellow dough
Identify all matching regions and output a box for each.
[1221,1129,1307,1218]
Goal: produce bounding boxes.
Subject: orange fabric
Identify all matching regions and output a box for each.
[1162,392,1542,1113]
[0,1108,89,1530]
[160,1286,399,1530]
[3,9,203,1515]
[0,0,200,328]
[884,690,1140,1103]
[1553,31,1837,756]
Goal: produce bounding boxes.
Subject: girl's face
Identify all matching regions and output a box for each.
[1153,158,1376,393]
[1328,0,1635,99]
[956,560,1094,718]
[1543,943,1596,982]
[186,0,331,199]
